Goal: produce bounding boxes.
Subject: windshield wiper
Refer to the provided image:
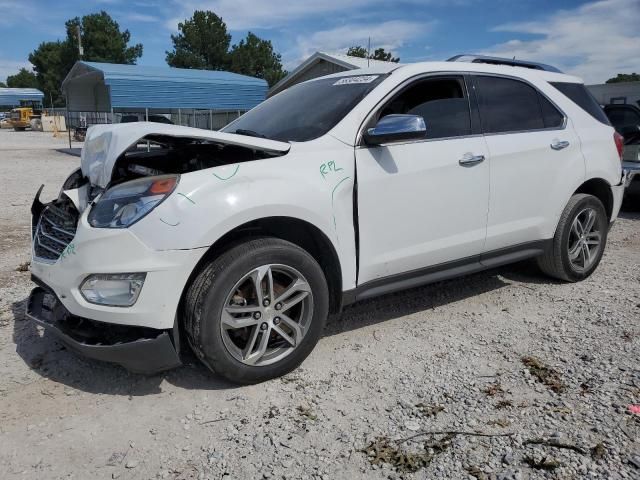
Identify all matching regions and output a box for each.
[232,129,268,139]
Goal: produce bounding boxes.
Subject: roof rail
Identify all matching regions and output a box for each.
[447,54,563,73]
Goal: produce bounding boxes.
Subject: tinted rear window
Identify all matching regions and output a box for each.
[550,82,610,125]
[475,76,545,133]
[539,95,564,129]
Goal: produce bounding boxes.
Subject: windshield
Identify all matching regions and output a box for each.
[222,74,388,142]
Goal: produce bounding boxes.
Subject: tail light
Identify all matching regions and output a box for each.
[614,131,624,161]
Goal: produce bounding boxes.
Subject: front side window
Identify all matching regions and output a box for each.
[475,76,546,134]
[222,74,387,142]
[375,76,472,139]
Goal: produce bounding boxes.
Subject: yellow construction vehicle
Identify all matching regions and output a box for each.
[9,100,42,131]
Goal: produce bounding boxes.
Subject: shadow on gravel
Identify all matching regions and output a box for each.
[10,259,554,395]
[620,193,640,214]
[10,298,237,396]
[327,259,550,336]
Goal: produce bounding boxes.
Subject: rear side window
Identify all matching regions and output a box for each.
[539,95,564,129]
[475,76,545,133]
[550,82,610,125]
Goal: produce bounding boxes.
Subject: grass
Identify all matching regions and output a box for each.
[361,434,453,473]
[522,356,566,393]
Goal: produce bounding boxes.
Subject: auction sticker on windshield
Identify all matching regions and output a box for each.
[333,75,379,85]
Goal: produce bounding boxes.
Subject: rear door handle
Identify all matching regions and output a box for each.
[459,153,485,166]
[551,140,570,150]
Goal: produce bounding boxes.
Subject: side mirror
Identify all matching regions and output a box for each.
[363,114,427,146]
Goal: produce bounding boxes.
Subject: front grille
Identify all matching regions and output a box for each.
[33,198,79,261]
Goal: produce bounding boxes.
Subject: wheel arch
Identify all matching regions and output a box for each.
[574,177,614,220]
[178,216,344,322]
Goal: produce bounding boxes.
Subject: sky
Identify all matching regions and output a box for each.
[1,0,639,85]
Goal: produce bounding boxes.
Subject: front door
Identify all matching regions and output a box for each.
[356,75,490,284]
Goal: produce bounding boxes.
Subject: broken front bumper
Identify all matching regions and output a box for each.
[26,282,182,374]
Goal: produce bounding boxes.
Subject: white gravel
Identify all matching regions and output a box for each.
[0,128,639,479]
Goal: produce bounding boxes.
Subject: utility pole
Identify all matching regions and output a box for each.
[77,25,83,59]
[367,37,371,68]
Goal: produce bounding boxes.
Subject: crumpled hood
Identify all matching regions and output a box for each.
[81,122,291,188]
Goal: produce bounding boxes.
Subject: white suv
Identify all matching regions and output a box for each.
[28,55,626,383]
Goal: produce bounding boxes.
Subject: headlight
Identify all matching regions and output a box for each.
[80,273,146,307]
[88,175,179,228]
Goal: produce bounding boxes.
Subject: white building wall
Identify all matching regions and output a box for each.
[587,81,640,106]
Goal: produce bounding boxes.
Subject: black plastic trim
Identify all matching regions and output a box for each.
[26,282,182,374]
[343,240,550,306]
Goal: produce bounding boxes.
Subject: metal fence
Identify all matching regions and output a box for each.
[63,109,246,131]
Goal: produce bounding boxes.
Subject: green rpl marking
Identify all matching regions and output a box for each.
[177,192,196,204]
[213,164,240,181]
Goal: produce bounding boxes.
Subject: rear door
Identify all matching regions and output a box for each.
[356,75,490,284]
[472,75,585,252]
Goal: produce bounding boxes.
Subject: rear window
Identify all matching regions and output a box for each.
[550,82,610,125]
[475,76,545,133]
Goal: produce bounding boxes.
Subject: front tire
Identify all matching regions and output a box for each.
[184,238,329,384]
[537,193,608,282]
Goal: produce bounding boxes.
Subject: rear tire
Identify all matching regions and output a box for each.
[537,193,608,282]
[184,238,329,384]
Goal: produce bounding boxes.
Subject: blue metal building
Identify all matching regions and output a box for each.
[0,88,44,107]
[61,61,267,116]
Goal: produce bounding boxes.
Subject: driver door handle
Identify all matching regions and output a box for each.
[551,140,570,150]
[459,153,485,166]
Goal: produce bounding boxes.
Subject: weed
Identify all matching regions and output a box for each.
[465,465,487,479]
[524,455,561,471]
[487,418,511,428]
[522,356,566,393]
[15,261,30,272]
[591,442,606,460]
[415,403,445,418]
[296,405,317,421]
[483,382,505,397]
[495,400,513,409]
[361,434,453,473]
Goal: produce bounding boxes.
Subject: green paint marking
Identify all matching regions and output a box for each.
[177,192,196,204]
[60,242,77,260]
[320,161,344,180]
[331,176,352,209]
[160,218,180,226]
[213,164,240,181]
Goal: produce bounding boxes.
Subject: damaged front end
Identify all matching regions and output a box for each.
[26,284,181,374]
[82,122,290,188]
[29,178,182,373]
[27,123,289,373]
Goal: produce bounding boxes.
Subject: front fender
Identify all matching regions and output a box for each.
[129,141,357,289]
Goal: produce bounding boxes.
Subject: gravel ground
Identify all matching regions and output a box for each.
[0,128,639,480]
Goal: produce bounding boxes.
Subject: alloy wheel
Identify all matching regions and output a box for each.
[220,264,314,366]
[567,207,602,272]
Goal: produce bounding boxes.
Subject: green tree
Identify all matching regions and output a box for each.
[6,68,39,88]
[347,45,400,63]
[28,11,143,106]
[29,41,67,105]
[65,11,143,64]
[346,46,368,58]
[606,73,640,84]
[166,10,231,70]
[229,32,286,86]
[0,82,6,88]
